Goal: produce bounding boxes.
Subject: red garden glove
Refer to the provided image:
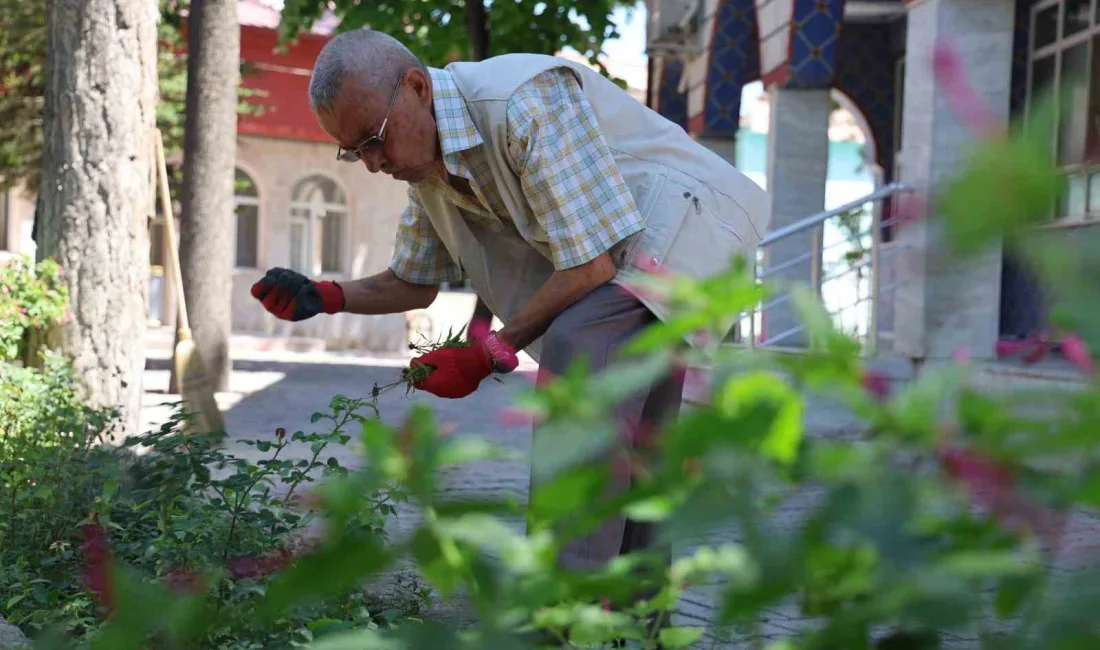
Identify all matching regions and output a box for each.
[411,331,518,399]
[250,267,344,322]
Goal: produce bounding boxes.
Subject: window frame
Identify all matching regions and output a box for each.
[1025,0,1100,225]
[232,167,262,270]
[288,174,349,277]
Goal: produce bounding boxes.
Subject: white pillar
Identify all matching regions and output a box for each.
[763,86,830,346]
[893,0,1015,361]
[695,135,743,342]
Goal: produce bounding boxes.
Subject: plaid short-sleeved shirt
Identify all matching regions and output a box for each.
[388,66,644,285]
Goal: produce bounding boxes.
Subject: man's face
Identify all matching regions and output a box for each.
[316,68,440,183]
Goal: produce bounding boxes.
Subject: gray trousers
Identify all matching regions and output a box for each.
[530,283,685,571]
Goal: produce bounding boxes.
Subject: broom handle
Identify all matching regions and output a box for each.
[154,130,191,334]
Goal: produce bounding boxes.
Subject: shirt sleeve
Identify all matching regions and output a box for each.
[505,67,644,270]
[388,187,465,285]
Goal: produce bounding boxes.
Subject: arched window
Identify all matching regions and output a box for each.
[289,175,346,275]
[234,168,260,268]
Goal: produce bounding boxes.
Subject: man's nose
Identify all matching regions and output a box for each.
[361,149,384,174]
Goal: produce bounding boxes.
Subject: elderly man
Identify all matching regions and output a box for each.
[251,29,768,577]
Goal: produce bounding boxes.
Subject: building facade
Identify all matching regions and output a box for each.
[647,0,1099,378]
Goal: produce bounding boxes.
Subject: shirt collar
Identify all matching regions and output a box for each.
[428,67,483,177]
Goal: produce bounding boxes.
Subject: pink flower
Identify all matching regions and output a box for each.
[677,365,710,402]
[227,547,295,580]
[495,406,540,427]
[80,522,114,614]
[932,41,1003,138]
[535,368,558,388]
[1060,333,1094,378]
[165,565,205,594]
[937,444,1065,550]
[889,193,928,230]
[860,370,891,402]
[953,345,971,365]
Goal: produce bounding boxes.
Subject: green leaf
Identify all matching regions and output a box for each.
[994,572,1043,619]
[436,513,554,575]
[937,95,1063,257]
[436,437,515,467]
[882,364,967,443]
[935,550,1040,579]
[529,419,618,484]
[409,525,464,597]
[622,494,678,522]
[714,371,803,465]
[659,627,706,649]
[670,544,757,587]
[528,464,608,528]
[305,619,459,650]
[310,412,324,424]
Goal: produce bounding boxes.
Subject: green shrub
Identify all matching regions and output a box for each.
[0,353,120,637]
[0,359,424,647]
[0,255,67,363]
[0,251,426,648]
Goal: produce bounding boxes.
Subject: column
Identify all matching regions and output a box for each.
[893,0,1015,362]
[695,135,743,342]
[762,86,830,347]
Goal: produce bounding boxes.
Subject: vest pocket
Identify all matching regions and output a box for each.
[625,177,693,270]
[662,192,746,280]
[631,173,750,282]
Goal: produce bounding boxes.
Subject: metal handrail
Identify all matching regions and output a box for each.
[758,181,914,248]
[746,181,917,354]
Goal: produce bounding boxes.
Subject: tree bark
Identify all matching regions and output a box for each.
[37,0,158,437]
[172,0,240,393]
[464,0,494,334]
[465,0,489,62]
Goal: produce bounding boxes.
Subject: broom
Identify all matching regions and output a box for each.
[155,130,227,437]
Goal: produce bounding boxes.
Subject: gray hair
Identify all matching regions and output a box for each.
[308,28,427,114]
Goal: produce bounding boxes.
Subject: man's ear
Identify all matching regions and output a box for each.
[406,68,432,107]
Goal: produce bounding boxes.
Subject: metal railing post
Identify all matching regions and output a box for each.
[750,182,914,352]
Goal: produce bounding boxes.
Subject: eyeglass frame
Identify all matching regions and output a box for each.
[336,72,406,163]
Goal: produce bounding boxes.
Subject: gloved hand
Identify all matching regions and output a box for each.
[250,267,344,322]
[411,331,518,399]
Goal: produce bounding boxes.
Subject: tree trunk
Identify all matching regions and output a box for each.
[464,0,494,335]
[37,0,158,437]
[465,0,489,62]
[172,0,240,393]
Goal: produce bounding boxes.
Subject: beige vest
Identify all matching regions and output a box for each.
[415,54,770,362]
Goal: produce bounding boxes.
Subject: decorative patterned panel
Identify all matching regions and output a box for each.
[701,0,762,135]
[1010,0,1035,117]
[657,58,689,129]
[834,21,897,174]
[784,0,845,88]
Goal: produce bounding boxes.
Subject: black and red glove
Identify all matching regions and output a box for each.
[411,330,518,399]
[250,268,344,322]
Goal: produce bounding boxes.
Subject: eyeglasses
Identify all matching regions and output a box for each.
[336,72,406,163]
